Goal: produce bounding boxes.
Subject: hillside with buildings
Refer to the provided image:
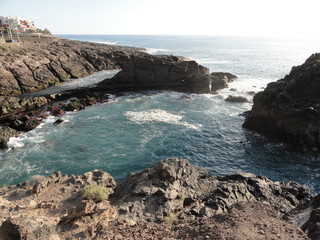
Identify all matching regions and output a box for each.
[0,16,50,42]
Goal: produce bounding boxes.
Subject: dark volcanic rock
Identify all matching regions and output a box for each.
[225,95,249,103]
[112,158,312,223]
[302,194,320,240]
[112,158,217,222]
[0,126,18,149]
[53,118,64,125]
[205,172,312,215]
[0,159,316,239]
[100,55,215,93]
[1,37,234,95]
[0,218,58,240]
[243,53,320,151]
[0,96,48,117]
[210,72,237,91]
[0,36,141,95]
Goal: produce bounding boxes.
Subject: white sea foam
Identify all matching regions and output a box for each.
[144,48,173,54]
[95,41,118,45]
[21,70,120,97]
[187,57,232,65]
[124,109,200,129]
[7,115,57,149]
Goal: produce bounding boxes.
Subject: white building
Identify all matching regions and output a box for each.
[0,16,37,32]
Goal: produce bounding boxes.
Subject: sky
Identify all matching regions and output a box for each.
[0,0,320,38]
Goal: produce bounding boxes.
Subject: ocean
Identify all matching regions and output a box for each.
[1,35,320,193]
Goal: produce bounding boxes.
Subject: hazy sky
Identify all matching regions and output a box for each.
[0,0,319,38]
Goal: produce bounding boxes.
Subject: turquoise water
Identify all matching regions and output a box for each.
[1,35,320,193]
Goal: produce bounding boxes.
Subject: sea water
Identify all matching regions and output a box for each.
[1,35,320,193]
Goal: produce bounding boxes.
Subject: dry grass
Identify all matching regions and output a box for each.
[81,184,109,202]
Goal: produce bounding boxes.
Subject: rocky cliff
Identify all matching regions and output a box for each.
[0,36,142,95]
[99,55,236,93]
[243,53,320,152]
[0,36,237,148]
[0,36,236,95]
[0,158,318,240]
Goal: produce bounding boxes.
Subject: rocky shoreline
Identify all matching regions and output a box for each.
[0,35,237,149]
[0,158,319,240]
[243,53,320,152]
[1,36,320,239]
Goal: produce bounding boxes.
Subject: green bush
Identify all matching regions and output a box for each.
[81,184,109,202]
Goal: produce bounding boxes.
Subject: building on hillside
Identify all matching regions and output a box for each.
[0,16,37,32]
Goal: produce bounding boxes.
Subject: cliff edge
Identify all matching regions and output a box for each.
[243,53,320,152]
[0,158,318,240]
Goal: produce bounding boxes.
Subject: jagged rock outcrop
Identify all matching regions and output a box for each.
[113,159,312,222]
[243,53,320,152]
[112,158,217,222]
[302,194,320,240]
[0,37,239,148]
[0,36,236,96]
[100,55,237,93]
[210,72,237,90]
[0,96,48,147]
[225,95,249,103]
[0,159,316,239]
[0,126,18,149]
[0,36,142,95]
[0,96,48,116]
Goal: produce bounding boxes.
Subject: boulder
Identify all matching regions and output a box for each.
[243,53,320,151]
[53,119,64,125]
[225,95,250,103]
[50,105,65,117]
[0,126,18,149]
[0,217,58,240]
[211,72,237,91]
[112,158,217,222]
[80,169,116,190]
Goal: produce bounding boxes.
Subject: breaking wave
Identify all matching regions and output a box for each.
[124,109,200,129]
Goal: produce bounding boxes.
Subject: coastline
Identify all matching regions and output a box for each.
[0,158,318,239]
[0,35,320,239]
[0,35,235,149]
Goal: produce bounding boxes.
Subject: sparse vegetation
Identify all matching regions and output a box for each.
[26,28,52,35]
[38,28,51,35]
[162,212,178,224]
[81,184,109,202]
[27,174,47,184]
[69,101,81,109]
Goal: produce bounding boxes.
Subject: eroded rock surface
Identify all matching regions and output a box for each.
[0,36,236,96]
[243,53,320,152]
[0,126,18,148]
[0,158,316,239]
[99,55,237,93]
[0,36,141,95]
[302,194,320,240]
